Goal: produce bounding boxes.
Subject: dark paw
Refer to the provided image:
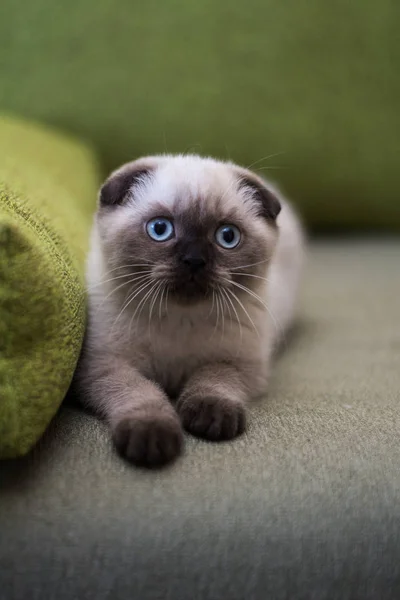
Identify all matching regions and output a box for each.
[112,412,183,467]
[177,396,246,441]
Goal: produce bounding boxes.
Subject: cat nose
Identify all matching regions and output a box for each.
[182,253,207,271]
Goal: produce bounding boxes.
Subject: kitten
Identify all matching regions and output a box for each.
[76,154,304,467]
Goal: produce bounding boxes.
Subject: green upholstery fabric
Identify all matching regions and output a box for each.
[1,241,399,599]
[0,1,399,231]
[0,116,99,458]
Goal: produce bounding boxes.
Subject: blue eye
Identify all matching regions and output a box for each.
[215,224,241,249]
[146,218,174,242]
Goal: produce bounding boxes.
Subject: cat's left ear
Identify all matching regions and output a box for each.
[99,159,156,207]
[237,170,281,222]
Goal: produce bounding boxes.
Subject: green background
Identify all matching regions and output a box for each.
[1,0,399,230]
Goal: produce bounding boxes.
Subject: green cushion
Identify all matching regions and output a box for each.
[1,241,400,598]
[0,0,399,230]
[0,116,99,458]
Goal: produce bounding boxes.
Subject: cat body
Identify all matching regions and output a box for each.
[77,155,304,466]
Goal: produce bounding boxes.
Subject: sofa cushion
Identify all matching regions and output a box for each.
[1,241,399,599]
[0,116,99,457]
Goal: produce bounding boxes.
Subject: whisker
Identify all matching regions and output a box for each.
[128,280,160,338]
[217,152,285,207]
[246,151,285,171]
[230,257,272,271]
[220,291,226,342]
[123,278,154,305]
[158,283,166,321]
[136,281,160,324]
[100,262,155,277]
[96,274,152,310]
[88,270,153,290]
[221,286,243,349]
[183,143,202,155]
[215,291,221,334]
[147,281,163,340]
[217,178,239,206]
[164,286,170,319]
[253,166,285,172]
[219,162,250,204]
[230,272,272,284]
[226,287,260,339]
[112,278,154,330]
[230,272,284,295]
[225,278,282,337]
[163,130,170,154]
[210,289,221,340]
[218,289,226,342]
[208,289,216,319]
[102,273,152,298]
[220,286,232,323]
[149,281,164,326]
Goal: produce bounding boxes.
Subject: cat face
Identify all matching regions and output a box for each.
[97,155,281,304]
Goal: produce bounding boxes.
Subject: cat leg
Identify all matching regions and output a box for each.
[176,364,248,441]
[79,354,183,466]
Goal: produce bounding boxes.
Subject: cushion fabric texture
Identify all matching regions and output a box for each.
[1,241,399,599]
[0,116,99,458]
[0,0,399,231]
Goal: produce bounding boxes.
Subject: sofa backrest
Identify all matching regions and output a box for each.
[0,0,398,231]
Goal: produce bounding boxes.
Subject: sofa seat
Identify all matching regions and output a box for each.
[1,240,400,600]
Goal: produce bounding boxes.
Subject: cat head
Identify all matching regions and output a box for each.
[96,155,281,304]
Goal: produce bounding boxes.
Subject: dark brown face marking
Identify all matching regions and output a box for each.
[170,217,217,301]
[179,241,208,272]
[100,164,153,206]
[238,174,281,222]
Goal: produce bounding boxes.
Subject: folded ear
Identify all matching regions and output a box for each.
[99,160,155,207]
[237,170,281,222]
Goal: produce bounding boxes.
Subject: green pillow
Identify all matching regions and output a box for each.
[0,116,99,458]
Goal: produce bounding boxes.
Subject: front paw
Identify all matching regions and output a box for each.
[112,411,183,467]
[177,395,246,441]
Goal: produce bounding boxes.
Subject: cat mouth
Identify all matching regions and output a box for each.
[169,276,212,303]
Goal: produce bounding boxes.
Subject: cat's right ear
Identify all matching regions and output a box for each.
[99,161,155,207]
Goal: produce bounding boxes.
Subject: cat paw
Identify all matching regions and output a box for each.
[177,396,246,441]
[112,412,183,467]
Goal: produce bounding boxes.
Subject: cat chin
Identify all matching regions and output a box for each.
[168,282,213,305]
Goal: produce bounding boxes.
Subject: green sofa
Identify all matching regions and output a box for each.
[1,0,400,598]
